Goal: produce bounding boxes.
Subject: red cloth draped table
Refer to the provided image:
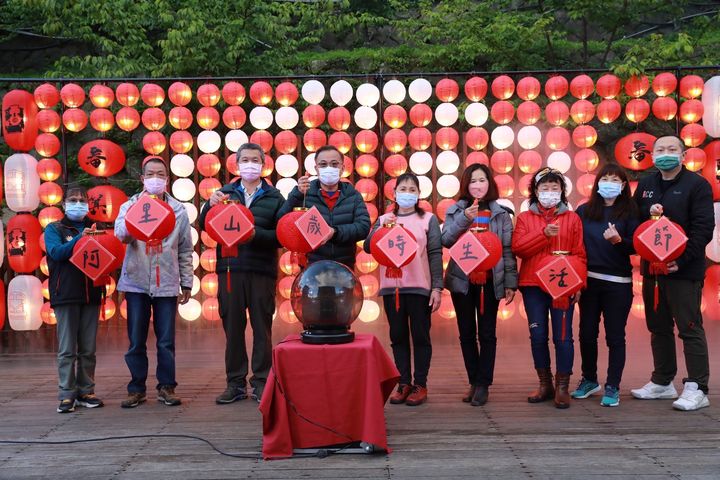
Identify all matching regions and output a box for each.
[259,334,400,459]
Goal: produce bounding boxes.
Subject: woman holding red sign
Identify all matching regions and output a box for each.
[364,172,443,407]
[512,168,586,409]
[441,164,517,407]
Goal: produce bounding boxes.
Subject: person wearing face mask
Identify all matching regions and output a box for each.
[114,156,194,409]
[630,135,714,411]
[363,172,443,406]
[573,164,640,407]
[45,186,105,413]
[512,168,586,409]
[198,143,284,404]
[441,164,517,406]
[278,145,370,268]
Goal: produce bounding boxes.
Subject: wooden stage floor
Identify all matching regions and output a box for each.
[0,314,719,479]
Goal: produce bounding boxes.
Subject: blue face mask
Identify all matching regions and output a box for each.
[65,202,89,221]
[396,192,418,209]
[653,154,681,171]
[597,181,623,200]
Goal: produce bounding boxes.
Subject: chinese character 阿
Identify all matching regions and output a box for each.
[388,234,406,256]
[629,141,651,164]
[82,249,100,269]
[307,214,322,236]
[460,242,478,260]
[86,146,106,169]
[223,215,241,232]
[138,202,158,224]
[549,267,568,287]
[653,226,672,251]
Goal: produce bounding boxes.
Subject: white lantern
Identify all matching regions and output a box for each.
[4,153,40,213]
[496,198,516,213]
[191,274,201,296]
[706,203,720,263]
[517,126,542,150]
[172,178,196,201]
[435,102,459,126]
[197,130,221,153]
[409,151,433,175]
[436,150,460,174]
[491,126,515,150]
[183,202,198,224]
[276,177,298,199]
[702,76,720,137]
[225,129,248,152]
[301,80,325,105]
[418,175,433,199]
[547,151,572,173]
[170,154,194,177]
[354,106,378,129]
[564,175,573,196]
[408,78,432,103]
[465,102,489,126]
[192,251,200,270]
[275,154,299,177]
[358,299,380,323]
[275,106,299,130]
[436,174,460,198]
[304,153,317,175]
[356,83,380,107]
[330,80,353,106]
[178,298,202,321]
[249,106,273,130]
[191,226,199,246]
[520,199,531,212]
[383,80,406,104]
[7,275,43,331]
[0,221,4,266]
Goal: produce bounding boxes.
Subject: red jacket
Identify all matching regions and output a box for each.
[511,203,586,288]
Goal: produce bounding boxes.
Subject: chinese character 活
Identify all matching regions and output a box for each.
[549,267,568,287]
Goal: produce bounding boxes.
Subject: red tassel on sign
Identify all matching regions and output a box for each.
[469,270,487,285]
[561,311,567,342]
[226,265,231,293]
[386,267,402,279]
[221,245,238,258]
[395,287,400,312]
[654,277,659,311]
[100,289,107,321]
[156,265,160,287]
[480,285,485,315]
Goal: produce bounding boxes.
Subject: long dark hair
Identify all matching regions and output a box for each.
[583,163,639,221]
[393,172,425,217]
[528,167,568,205]
[458,163,499,204]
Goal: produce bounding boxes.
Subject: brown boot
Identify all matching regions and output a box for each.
[528,368,555,403]
[462,385,474,403]
[554,373,571,409]
[389,384,412,404]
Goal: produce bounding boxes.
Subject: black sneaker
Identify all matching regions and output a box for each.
[121,392,147,409]
[76,393,104,408]
[57,399,75,413]
[250,386,264,403]
[216,386,247,404]
[157,386,182,406]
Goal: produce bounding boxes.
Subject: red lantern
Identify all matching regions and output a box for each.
[365,202,378,225]
[625,75,649,97]
[116,83,140,106]
[572,125,597,148]
[78,139,126,177]
[517,76,541,101]
[464,76,488,101]
[370,224,418,309]
[116,107,140,131]
[355,130,379,153]
[60,83,85,107]
[2,89,38,151]
[518,150,542,174]
[302,105,325,128]
[89,85,114,108]
[435,127,459,150]
[652,97,678,121]
[495,174,514,197]
[615,132,656,171]
[384,154,407,177]
[250,81,273,105]
[141,107,166,131]
[383,128,407,153]
[383,105,407,128]
[34,83,60,108]
[37,158,62,182]
[597,99,621,123]
[303,129,327,152]
[409,103,433,127]
[141,83,165,106]
[384,178,396,201]
[221,106,245,129]
[90,108,114,132]
[225,153,240,176]
[328,131,352,154]
[574,148,599,172]
[355,178,378,201]
[198,153,221,177]
[491,75,515,100]
[125,195,176,259]
[168,82,192,106]
[199,178,222,200]
[202,298,220,321]
[545,101,569,126]
[39,181,63,205]
[679,99,704,123]
[38,206,64,229]
[517,101,541,125]
[435,78,459,102]
[683,147,706,172]
[87,185,128,223]
[143,131,166,155]
[545,76,569,100]
[62,108,87,132]
[679,75,704,99]
[519,176,533,199]
[569,74,594,99]
[275,82,299,107]
[490,150,514,173]
[7,213,42,273]
[535,254,586,312]
[276,208,314,267]
[37,109,61,133]
[328,107,351,131]
[577,173,596,197]
[408,128,432,151]
[466,151,489,167]
[355,154,378,177]
[169,130,193,153]
[465,127,489,150]
[702,141,720,201]
[197,83,221,107]
[625,98,650,123]
[652,72,677,97]
[570,100,595,124]
[71,229,125,286]
[250,130,273,153]
[35,133,60,157]
[546,127,570,150]
[680,123,706,148]
[197,107,220,130]
[596,74,622,99]
[222,82,246,105]
[435,198,454,222]
[169,106,194,130]
[275,130,298,154]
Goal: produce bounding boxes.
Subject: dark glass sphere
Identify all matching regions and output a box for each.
[291,260,363,329]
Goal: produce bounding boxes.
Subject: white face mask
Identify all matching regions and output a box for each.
[538,191,562,208]
[238,162,262,182]
[143,177,167,195]
[318,167,340,186]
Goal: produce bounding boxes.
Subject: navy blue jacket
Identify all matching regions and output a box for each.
[576,204,640,278]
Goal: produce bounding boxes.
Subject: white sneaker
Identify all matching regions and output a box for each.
[631,381,678,399]
[672,382,710,411]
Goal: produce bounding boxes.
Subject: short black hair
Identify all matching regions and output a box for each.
[315,145,343,162]
[65,186,88,199]
[528,167,568,206]
[142,157,168,175]
[237,142,265,161]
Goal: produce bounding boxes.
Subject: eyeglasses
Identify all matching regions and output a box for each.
[534,167,561,183]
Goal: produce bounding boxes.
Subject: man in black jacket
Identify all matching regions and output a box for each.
[199,143,284,404]
[631,135,715,411]
[278,145,370,268]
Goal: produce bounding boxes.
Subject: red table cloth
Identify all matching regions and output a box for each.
[259,333,400,459]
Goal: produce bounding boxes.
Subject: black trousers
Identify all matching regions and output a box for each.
[218,271,276,394]
[383,293,432,387]
[578,277,632,388]
[451,279,499,387]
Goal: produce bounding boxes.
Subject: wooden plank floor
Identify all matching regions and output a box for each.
[0,315,719,479]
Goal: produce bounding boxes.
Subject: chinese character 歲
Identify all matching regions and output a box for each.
[306,214,322,236]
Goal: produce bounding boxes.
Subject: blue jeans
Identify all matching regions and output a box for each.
[124,292,178,393]
[520,286,574,374]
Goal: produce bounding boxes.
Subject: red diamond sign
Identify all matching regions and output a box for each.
[375,225,418,268]
[70,238,117,281]
[536,256,583,300]
[125,196,172,239]
[294,206,333,250]
[635,216,688,262]
[207,202,254,248]
[449,231,490,275]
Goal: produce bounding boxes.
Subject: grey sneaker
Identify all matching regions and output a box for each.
[157,386,181,406]
[121,392,147,409]
[216,386,247,404]
[250,385,264,403]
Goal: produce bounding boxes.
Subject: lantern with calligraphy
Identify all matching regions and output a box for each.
[7,275,43,331]
[277,206,332,268]
[125,194,176,282]
[70,229,125,287]
[2,89,38,151]
[535,254,586,329]
[203,200,255,290]
[615,132,656,171]
[369,222,418,310]
[87,185,128,223]
[7,213,42,273]
[5,153,40,212]
[78,139,125,177]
